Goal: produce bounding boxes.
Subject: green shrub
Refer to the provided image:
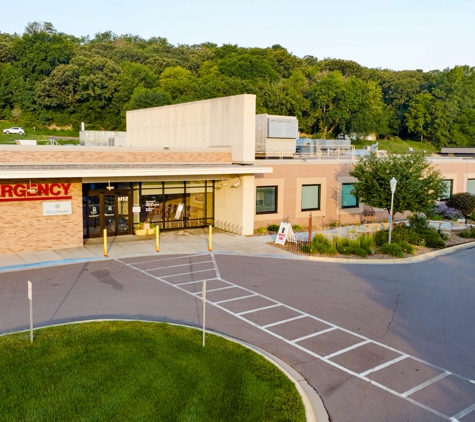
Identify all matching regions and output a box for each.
[398,240,415,255]
[353,247,369,258]
[254,227,268,234]
[379,225,446,248]
[446,192,475,219]
[392,226,422,244]
[408,213,429,230]
[374,230,389,246]
[458,226,475,239]
[311,234,337,256]
[437,229,450,241]
[416,228,445,248]
[380,243,404,258]
[334,237,355,255]
[292,224,302,231]
[356,234,376,255]
[267,224,280,232]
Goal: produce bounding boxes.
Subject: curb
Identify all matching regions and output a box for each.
[0,240,474,273]
[0,319,329,422]
[305,240,475,264]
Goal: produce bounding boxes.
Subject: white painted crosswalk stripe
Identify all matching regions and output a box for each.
[119,253,475,422]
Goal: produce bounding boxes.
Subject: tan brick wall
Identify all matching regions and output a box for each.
[0,148,232,164]
[0,178,83,254]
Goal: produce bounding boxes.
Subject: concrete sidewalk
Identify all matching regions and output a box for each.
[0,228,300,272]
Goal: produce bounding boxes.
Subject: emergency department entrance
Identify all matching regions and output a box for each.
[83,189,131,238]
[82,181,215,238]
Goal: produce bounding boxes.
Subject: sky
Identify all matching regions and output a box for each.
[3,0,474,72]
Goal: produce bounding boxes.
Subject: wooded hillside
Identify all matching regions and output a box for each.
[1,22,474,146]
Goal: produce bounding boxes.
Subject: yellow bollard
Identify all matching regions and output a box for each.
[208,225,212,251]
[103,229,108,257]
[155,225,160,252]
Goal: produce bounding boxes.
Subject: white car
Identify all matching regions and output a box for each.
[3,127,25,134]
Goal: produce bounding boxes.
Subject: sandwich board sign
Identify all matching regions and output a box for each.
[275,222,294,245]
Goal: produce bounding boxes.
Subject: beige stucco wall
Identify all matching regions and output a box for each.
[0,178,83,254]
[253,157,475,230]
[215,174,255,235]
[126,94,256,164]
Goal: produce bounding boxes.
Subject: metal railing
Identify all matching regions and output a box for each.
[256,145,356,160]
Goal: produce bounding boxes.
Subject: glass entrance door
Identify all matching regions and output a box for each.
[164,194,185,229]
[85,194,101,237]
[83,190,131,238]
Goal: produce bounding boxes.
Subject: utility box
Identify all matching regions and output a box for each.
[80,130,127,147]
[255,114,298,158]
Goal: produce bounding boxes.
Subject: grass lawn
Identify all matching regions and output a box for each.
[0,321,305,422]
[352,139,438,155]
[0,120,79,145]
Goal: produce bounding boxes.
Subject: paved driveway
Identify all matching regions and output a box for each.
[1,249,475,422]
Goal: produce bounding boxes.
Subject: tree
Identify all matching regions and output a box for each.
[405,92,432,141]
[446,193,475,220]
[124,86,171,110]
[159,66,194,100]
[349,152,446,222]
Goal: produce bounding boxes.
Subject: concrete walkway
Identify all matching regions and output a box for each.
[1,223,474,272]
[0,228,300,272]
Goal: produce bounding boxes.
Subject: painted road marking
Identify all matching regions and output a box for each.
[142,260,213,272]
[213,293,258,304]
[291,327,338,343]
[119,254,475,421]
[359,354,409,376]
[452,403,475,421]
[401,371,451,397]
[237,304,280,316]
[322,339,371,359]
[261,314,307,328]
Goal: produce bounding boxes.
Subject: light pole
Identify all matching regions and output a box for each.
[388,177,397,244]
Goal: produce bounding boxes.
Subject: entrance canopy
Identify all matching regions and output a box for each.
[0,163,272,180]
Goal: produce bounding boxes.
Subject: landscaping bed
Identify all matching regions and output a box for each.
[269,228,475,260]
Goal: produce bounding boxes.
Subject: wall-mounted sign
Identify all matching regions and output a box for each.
[133,206,141,213]
[42,201,72,216]
[0,183,72,202]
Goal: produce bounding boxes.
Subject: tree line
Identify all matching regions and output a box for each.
[1,22,475,146]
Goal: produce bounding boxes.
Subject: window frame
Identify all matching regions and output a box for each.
[300,184,321,212]
[467,179,475,195]
[256,186,278,214]
[440,179,453,201]
[341,182,359,209]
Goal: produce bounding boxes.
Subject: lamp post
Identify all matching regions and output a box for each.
[388,177,397,244]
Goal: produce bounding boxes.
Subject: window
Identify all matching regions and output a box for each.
[440,180,453,200]
[301,184,320,211]
[467,179,475,195]
[341,183,358,208]
[256,186,277,213]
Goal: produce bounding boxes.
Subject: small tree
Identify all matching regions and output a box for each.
[349,152,446,223]
[446,193,475,221]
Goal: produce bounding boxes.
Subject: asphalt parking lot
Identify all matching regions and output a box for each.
[1,249,475,422]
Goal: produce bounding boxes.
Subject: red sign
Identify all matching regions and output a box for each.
[0,183,72,202]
